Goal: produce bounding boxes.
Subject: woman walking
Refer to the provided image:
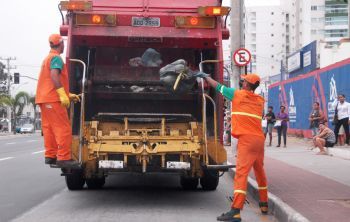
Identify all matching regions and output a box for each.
[276,105,289,148]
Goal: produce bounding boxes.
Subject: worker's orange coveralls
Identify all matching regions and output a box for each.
[35,49,72,161]
[231,90,268,209]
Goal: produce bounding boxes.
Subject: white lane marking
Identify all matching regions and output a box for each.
[27,140,38,143]
[32,150,45,154]
[0,157,14,161]
[5,142,16,145]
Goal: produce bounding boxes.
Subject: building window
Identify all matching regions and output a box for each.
[271,44,274,47]
[311,6,317,11]
[271,12,274,15]
[271,34,274,37]
[271,55,274,58]
[271,23,274,26]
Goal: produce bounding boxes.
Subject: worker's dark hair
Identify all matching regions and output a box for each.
[280,105,285,109]
[339,94,346,98]
[50,43,61,49]
[268,106,273,109]
[247,81,260,92]
[314,102,320,106]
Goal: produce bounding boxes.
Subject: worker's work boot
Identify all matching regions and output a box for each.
[45,157,57,165]
[259,202,269,214]
[217,208,241,222]
[56,159,79,168]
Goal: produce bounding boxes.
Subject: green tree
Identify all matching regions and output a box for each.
[29,95,37,130]
[0,91,30,134]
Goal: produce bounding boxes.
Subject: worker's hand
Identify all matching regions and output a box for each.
[56,87,70,108]
[69,93,81,103]
[193,72,210,78]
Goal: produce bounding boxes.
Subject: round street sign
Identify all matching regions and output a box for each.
[233,48,251,67]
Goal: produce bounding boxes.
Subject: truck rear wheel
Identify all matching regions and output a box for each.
[200,170,219,191]
[180,176,199,190]
[65,170,85,190]
[86,177,106,189]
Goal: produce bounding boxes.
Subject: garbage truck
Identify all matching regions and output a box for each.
[56,0,232,190]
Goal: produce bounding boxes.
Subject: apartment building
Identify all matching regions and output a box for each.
[324,0,349,45]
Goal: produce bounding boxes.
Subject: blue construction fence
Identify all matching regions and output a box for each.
[268,58,350,138]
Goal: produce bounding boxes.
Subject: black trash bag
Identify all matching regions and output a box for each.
[159,59,197,93]
[141,48,162,67]
[129,48,163,67]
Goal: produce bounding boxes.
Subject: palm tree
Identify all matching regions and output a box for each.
[29,95,37,131]
[0,92,30,134]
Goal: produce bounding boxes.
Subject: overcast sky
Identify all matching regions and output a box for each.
[0,0,279,95]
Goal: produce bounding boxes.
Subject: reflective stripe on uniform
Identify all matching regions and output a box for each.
[231,112,262,120]
[258,186,268,190]
[220,85,224,94]
[234,190,247,195]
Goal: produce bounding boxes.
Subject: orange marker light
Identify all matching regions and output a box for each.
[198,6,230,16]
[190,17,199,25]
[59,1,93,11]
[212,7,221,15]
[92,15,101,24]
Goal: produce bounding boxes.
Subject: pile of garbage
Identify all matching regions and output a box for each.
[159,59,197,93]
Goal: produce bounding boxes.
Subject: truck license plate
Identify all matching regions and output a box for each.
[167,161,190,170]
[99,160,124,169]
[132,17,160,27]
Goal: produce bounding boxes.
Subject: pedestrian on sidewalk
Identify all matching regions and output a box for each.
[36,34,81,168]
[332,94,350,145]
[313,122,336,155]
[195,72,268,222]
[276,105,289,148]
[309,102,324,136]
[264,106,276,146]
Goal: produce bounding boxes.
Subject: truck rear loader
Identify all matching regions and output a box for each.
[56,0,232,191]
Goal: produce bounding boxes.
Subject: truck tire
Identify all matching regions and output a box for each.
[200,170,219,191]
[180,176,199,190]
[86,177,105,189]
[65,170,85,190]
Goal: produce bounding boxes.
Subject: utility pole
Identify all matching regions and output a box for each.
[230,0,244,150]
[0,57,17,133]
[230,0,244,89]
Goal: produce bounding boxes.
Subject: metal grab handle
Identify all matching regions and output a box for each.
[199,60,221,165]
[204,94,218,163]
[69,59,87,164]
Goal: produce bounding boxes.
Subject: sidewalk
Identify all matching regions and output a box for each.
[226,135,350,222]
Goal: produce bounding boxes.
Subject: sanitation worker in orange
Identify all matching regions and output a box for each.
[36,34,80,168]
[195,72,268,222]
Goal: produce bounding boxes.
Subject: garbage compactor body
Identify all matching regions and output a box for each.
[59,0,231,190]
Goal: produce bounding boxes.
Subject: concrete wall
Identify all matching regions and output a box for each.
[320,39,350,68]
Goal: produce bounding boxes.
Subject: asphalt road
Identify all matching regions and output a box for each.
[0,134,276,222]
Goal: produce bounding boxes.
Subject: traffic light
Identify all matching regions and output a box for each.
[14,73,20,84]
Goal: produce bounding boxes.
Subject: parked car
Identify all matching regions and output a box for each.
[20,124,35,134]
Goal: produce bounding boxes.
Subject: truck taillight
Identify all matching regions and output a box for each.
[74,13,117,26]
[198,6,230,16]
[175,16,215,29]
[59,1,92,11]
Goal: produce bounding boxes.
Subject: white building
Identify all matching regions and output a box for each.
[301,0,326,46]
[244,6,287,79]
[324,0,349,45]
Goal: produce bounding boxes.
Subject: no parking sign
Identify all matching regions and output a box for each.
[233,48,251,67]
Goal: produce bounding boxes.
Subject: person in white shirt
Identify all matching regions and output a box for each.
[332,94,350,145]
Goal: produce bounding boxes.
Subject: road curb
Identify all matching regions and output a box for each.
[228,168,310,222]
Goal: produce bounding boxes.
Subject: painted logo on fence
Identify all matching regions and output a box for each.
[289,87,296,123]
[328,75,337,120]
